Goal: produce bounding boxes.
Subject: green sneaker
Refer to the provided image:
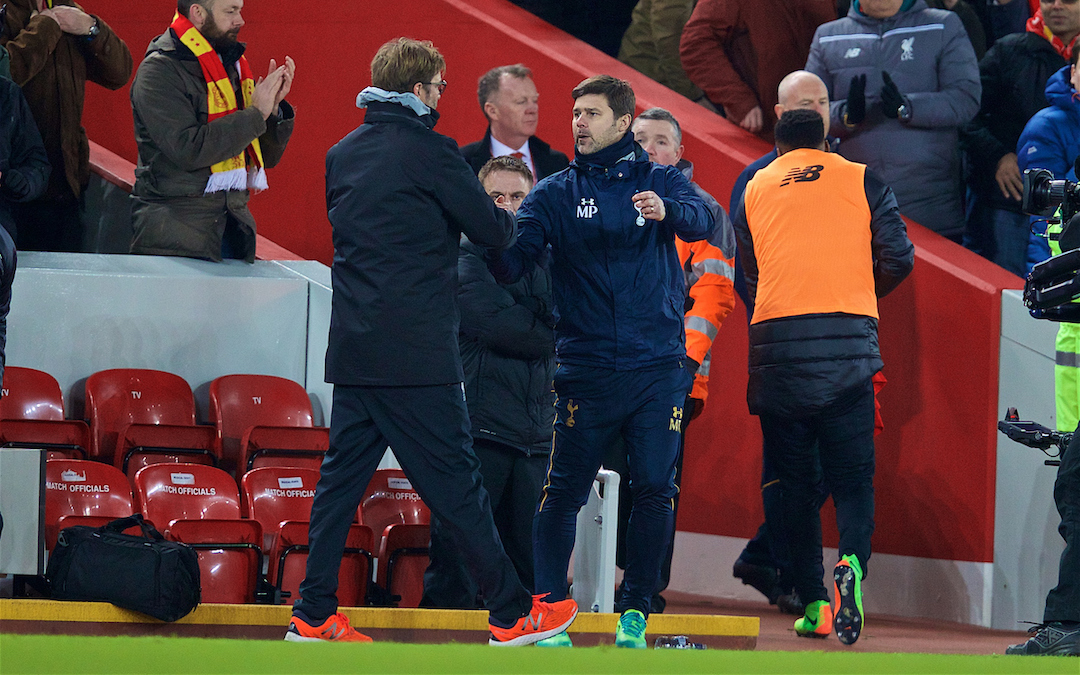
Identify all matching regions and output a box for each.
[535,631,573,648]
[615,609,647,648]
[793,600,833,638]
[833,554,864,645]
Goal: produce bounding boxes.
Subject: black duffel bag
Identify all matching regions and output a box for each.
[46,514,200,621]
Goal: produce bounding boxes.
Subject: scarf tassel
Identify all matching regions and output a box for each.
[204,167,268,194]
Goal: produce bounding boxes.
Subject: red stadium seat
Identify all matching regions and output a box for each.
[115,423,217,482]
[209,374,327,476]
[166,519,263,604]
[0,419,91,461]
[85,368,217,474]
[241,467,372,606]
[1,367,89,459]
[1,366,65,420]
[239,426,328,474]
[45,459,135,550]
[133,463,262,603]
[361,469,430,608]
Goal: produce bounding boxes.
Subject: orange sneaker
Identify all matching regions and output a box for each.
[489,594,578,646]
[285,612,373,643]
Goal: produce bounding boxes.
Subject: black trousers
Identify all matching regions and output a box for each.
[739,446,825,594]
[1045,422,1080,622]
[759,379,876,605]
[294,384,532,625]
[421,437,549,608]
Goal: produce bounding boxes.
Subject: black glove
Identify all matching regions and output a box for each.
[844,73,866,127]
[881,71,906,119]
[686,396,704,421]
[684,357,700,383]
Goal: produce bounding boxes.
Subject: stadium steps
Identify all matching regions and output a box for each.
[0,599,758,648]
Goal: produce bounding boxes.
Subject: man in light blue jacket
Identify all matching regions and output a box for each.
[806,0,980,240]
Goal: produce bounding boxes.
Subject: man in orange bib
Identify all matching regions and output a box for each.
[732,108,913,645]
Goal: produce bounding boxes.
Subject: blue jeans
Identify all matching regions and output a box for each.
[964,194,1029,277]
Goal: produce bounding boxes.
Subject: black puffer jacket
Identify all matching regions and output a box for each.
[960,31,1066,212]
[0,77,49,240]
[458,240,555,455]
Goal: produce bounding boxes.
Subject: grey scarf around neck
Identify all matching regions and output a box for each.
[356,87,431,117]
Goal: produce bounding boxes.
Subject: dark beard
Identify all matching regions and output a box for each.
[201,21,240,53]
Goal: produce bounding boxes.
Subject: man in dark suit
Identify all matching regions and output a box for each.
[460,64,569,180]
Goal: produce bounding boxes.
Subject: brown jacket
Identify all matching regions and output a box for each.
[129,30,293,263]
[1,0,132,201]
[680,0,835,143]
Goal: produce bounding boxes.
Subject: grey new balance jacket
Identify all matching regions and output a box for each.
[806,0,980,239]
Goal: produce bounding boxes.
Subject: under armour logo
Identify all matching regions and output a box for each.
[844,47,861,59]
[780,165,824,187]
[576,198,598,219]
[901,37,914,61]
[669,406,683,432]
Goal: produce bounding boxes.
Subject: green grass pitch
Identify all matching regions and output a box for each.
[2,635,1078,675]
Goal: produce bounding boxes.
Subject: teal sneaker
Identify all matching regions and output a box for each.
[833,553,865,645]
[615,609,647,648]
[535,631,573,647]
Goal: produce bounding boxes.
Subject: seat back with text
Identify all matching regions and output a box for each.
[85,369,197,465]
[241,466,321,548]
[361,469,430,535]
[209,374,318,476]
[241,467,370,605]
[361,469,430,608]
[1,366,65,420]
[1,368,88,459]
[133,463,241,528]
[44,459,134,549]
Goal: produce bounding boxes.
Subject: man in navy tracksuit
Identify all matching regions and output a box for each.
[490,75,713,648]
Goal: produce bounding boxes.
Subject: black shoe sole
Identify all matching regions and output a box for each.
[833,564,862,645]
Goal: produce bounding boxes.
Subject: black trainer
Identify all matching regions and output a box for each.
[776,592,805,616]
[1005,622,1080,656]
[732,558,780,604]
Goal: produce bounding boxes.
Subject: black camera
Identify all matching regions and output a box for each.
[1023,167,1080,221]
[1022,162,1080,321]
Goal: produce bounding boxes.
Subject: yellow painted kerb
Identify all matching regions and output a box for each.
[0,599,758,636]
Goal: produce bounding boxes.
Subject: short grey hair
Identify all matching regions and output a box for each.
[477,64,533,118]
[635,107,682,144]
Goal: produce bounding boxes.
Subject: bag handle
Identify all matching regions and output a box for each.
[100,513,165,541]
